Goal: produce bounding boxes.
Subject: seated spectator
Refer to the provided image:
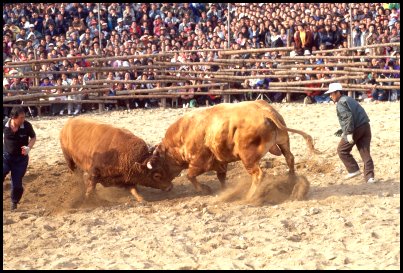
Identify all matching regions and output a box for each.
[371,74,388,102]
[49,77,68,115]
[179,81,195,108]
[67,76,82,116]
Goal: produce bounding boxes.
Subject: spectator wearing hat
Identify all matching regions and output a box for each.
[325,82,376,184]
[27,23,42,40]
[115,18,129,35]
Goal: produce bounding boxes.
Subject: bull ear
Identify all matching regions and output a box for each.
[147,161,153,170]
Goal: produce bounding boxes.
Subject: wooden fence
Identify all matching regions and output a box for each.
[3,42,400,115]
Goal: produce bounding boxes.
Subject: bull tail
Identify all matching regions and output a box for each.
[259,105,322,155]
[282,127,322,155]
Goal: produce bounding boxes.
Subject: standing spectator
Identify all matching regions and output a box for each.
[365,24,378,45]
[319,24,335,49]
[294,23,314,54]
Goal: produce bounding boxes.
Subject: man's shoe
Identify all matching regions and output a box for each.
[11,202,17,211]
[367,178,377,184]
[344,170,361,179]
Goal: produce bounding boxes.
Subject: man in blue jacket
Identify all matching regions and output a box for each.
[324,83,376,184]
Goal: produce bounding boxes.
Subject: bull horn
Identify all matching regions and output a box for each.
[147,161,153,170]
[152,147,159,155]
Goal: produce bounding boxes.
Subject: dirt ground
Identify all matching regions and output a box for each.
[3,101,400,269]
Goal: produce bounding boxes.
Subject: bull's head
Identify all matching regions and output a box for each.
[135,144,172,192]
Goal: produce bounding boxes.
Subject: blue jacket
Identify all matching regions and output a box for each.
[336,95,370,135]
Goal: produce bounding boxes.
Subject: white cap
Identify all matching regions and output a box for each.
[16,38,25,42]
[9,69,19,75]
[117,18,123,23]
[27,32,36,39]
[325,82,343,94]
[29,24,35,28]
[304,49,311,56]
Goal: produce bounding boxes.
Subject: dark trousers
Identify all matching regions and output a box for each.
[3,152,29,204]
[337,123,374,181]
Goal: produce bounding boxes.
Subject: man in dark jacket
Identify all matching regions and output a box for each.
[325,83,376,184]
[3,106,37,211]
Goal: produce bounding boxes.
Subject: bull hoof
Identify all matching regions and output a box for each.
[136,198,146,204]
[197,184,213,195]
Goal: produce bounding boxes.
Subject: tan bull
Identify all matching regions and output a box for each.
[59,118,173,202]
[153,100,318,200]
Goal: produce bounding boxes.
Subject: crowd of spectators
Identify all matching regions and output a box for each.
[3,3,400,117]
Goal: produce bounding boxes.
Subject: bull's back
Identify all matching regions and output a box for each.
[163,102,275,162]
[60,118,149,172]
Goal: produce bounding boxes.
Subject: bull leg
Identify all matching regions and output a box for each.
[216,163,228,189]
[187,167,212,194]
[129,186,145,203]
[217,172,227,189]
[278,143,295,175]
[83,172,97,199]
[62,149,76,171]
[244,163,264,200]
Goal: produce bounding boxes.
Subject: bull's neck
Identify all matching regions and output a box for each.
[164,148,187,177]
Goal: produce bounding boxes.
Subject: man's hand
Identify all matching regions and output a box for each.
[334,129,343,137]
[346,134,354,144]
[21,146,30,156]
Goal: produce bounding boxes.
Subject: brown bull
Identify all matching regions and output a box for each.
[153,100,318,199]
[59,118,173,202]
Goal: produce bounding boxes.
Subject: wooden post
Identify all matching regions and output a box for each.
[32,50,40,117]
[222,84,230,103]
[286,92,292,103]
[160,45,167,109]
[158,82,167,108]
[96,60,104,113]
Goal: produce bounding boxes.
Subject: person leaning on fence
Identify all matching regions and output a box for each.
[3,106,37,211]
[325,83,377,184]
